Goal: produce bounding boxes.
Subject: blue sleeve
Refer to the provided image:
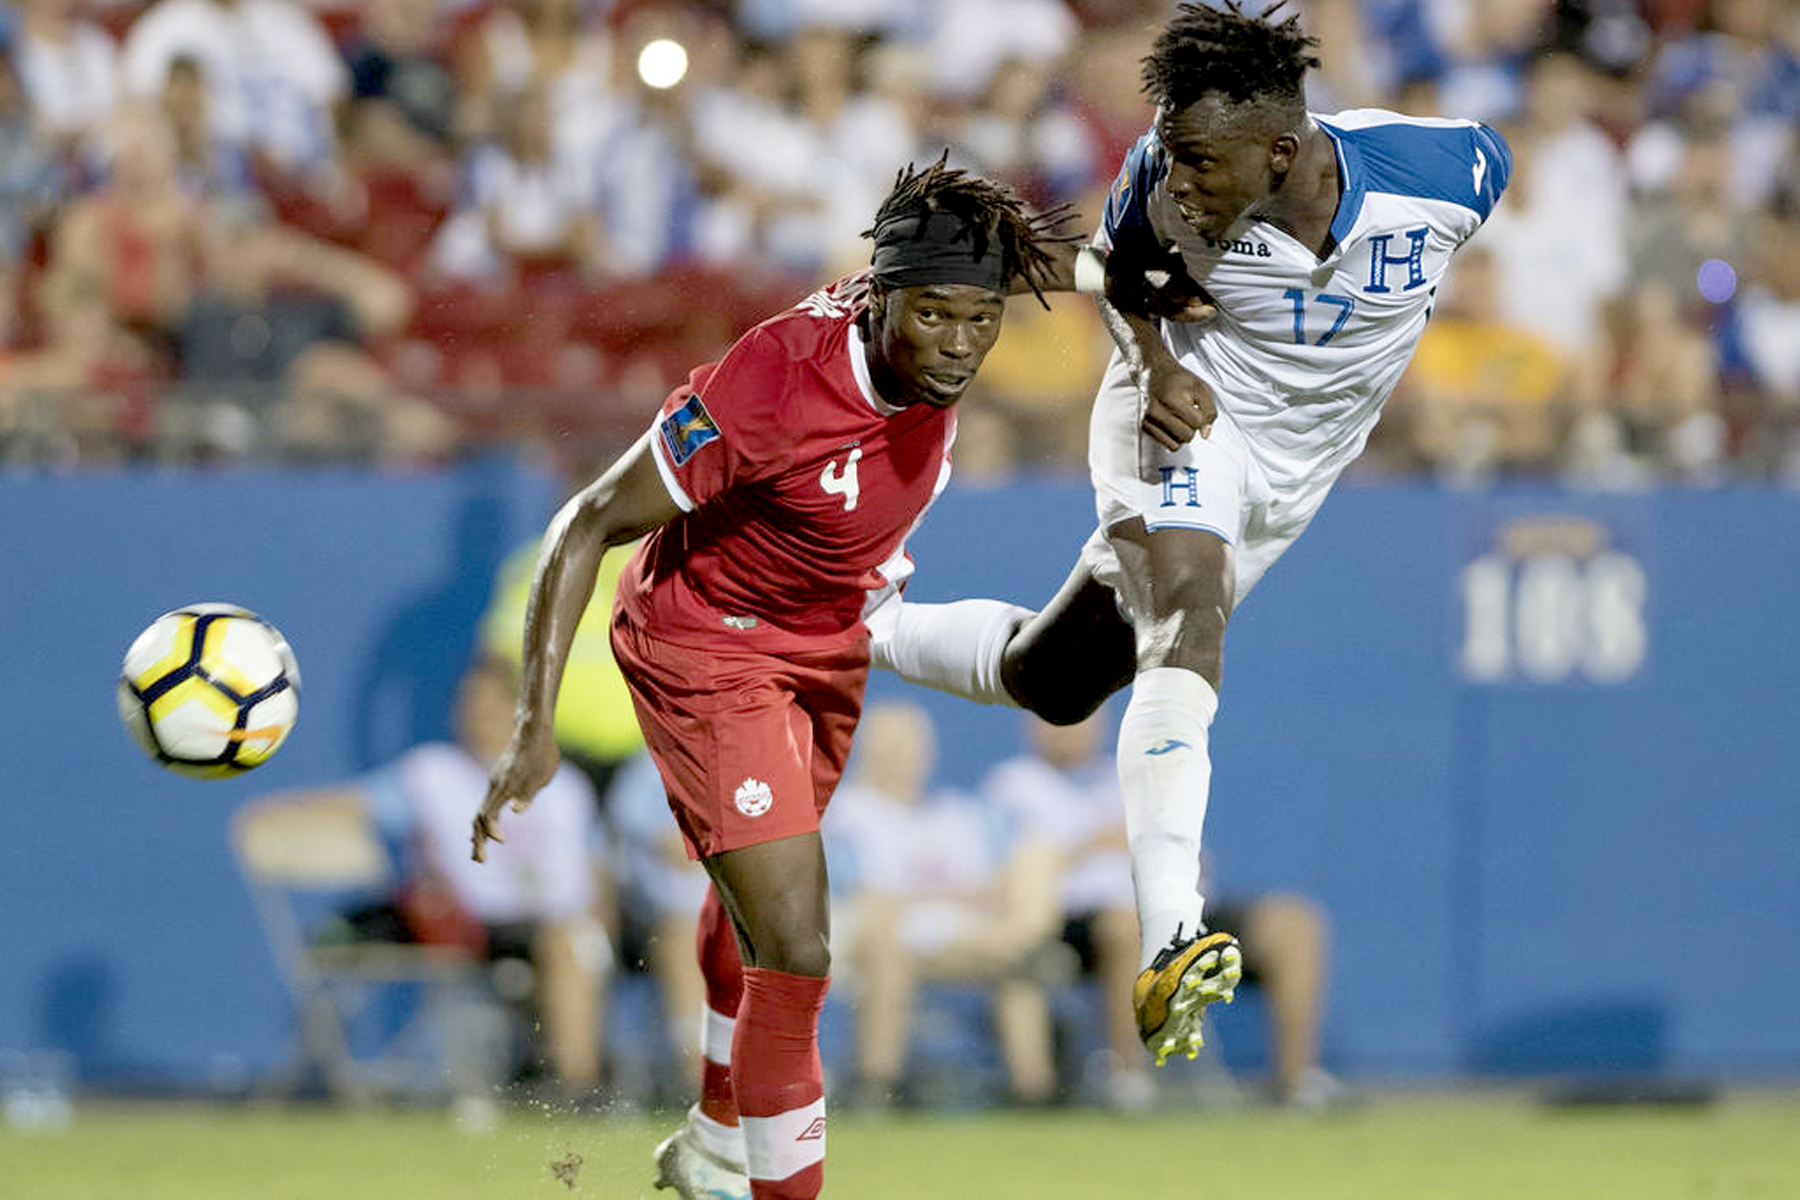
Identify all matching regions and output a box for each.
[1102,129,1168,259]
[1469,123,1511,223]
[1328,118,1513,239]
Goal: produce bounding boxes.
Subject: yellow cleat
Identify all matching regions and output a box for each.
[1133,929,1243,1066]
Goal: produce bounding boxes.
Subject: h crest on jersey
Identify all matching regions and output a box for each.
[660,392,722,466]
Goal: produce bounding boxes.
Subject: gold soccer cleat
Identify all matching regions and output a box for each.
[1133,929,1243,1067]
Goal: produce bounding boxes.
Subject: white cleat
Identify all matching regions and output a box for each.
[652,1121,750,1200]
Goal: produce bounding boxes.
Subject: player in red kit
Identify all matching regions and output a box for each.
[472,160,1073,1200]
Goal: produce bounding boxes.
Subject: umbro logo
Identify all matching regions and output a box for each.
[796,1117,826,1141]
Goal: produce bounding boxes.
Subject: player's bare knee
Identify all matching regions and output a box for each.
[756,930,831,978]
[1133,605,1227,679]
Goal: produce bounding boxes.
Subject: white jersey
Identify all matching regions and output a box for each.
[1080,109,1511,602]
[1098,108,1511,494]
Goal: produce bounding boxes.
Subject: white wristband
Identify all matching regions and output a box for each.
[1073,245,1108,295]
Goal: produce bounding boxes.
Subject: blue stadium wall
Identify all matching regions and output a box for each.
[3,460,1797,1087]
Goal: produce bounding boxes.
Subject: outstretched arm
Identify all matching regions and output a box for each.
[1091,244,1220,449]
[1097,296,1218,449]
[473,431,680,861]
[1002,231,1222,449]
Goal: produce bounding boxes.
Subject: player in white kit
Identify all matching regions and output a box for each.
[873,2,1511,1066]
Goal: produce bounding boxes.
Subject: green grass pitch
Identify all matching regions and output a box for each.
[6,1093,1798,1199]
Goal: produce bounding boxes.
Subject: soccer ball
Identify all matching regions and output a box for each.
[116,603,301,778]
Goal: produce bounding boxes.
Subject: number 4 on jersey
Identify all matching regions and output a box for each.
[821,448,861,511]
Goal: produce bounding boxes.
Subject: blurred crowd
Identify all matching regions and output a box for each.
[0,0,1796,485]
[241,656,1343,1115]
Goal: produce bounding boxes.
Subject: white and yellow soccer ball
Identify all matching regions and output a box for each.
[116,603,300,778]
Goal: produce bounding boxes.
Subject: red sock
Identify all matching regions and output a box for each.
[696,887,744,1129]
[733,966,830,1200]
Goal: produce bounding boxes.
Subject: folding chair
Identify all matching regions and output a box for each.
[232,796,507,1105]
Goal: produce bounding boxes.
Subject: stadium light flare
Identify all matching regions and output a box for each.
[1697,258,1737,305]
[638,38,689,89]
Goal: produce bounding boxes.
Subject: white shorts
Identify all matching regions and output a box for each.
[1082,350,1334,612]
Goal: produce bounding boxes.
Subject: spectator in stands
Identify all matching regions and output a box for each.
[120,0,349,179]
[428,79,607,286]
[10,0,119,153]
[828,700,1064,1109]
[939,26,1113,465]
[0,91,151,462]
[774,23,925,276]
[947,52,1101,211]
[0,0,1788,482]
[39,106,203,373]
[159,54,252,202]
[917,0,1078,107]
[1625,104,1754,310]
[573,2,719,280]
[732,0,922,44]
[0,52,62,349]
[1427,0,1556,123]
[234,655,612,1099]
[340,0,459,175]
[1055,13,1155,180]
[1731,181,1800,476]
[602,749,712,1105]
[686,34,827,274]
[1390,244,1574,483]
[983,711,1345,1111]
[1613,276,1727,483]
[452,0,614,152]
[1643,0,1800,207]
[1294,0,1384,112]
[176,189,453,464]
[1480,53,1628,375]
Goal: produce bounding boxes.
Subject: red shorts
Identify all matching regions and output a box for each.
[611,616,868,859]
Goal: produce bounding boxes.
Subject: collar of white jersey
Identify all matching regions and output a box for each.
[846,319,910,417]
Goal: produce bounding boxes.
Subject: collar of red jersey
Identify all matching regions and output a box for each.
[846,320,910,417]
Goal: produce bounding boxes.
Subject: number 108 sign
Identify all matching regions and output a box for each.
[1455,509,1649,686]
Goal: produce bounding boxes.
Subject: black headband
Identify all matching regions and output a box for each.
[869,208,1009,292]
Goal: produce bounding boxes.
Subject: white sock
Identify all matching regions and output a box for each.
[1116,666,1219,971]
[692,1004,745,1167]
[689,1104,746,1169]
[869,598,1030,706]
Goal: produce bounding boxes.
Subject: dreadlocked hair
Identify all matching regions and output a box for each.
[863,153,1078,308]
[1141,1,1321,113]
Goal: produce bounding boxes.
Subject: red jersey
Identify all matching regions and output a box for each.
[618,273,955,657]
